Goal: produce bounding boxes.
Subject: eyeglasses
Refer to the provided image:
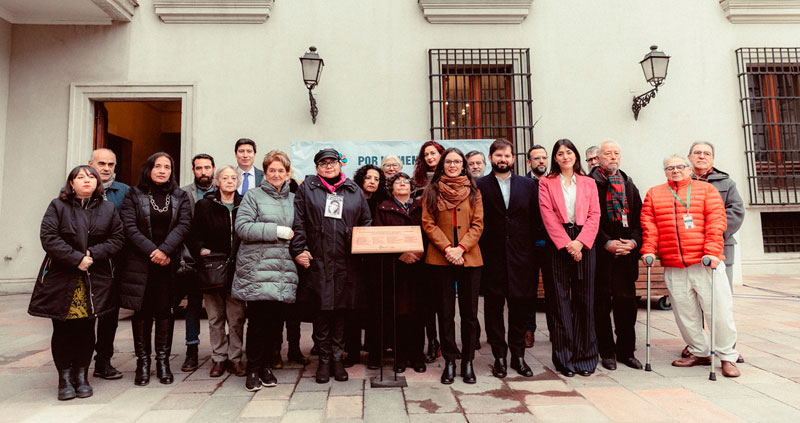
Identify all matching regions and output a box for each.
[317,160,339,168]
[529,155,547,161]
[444,159,463,166]
[664,165,688,172]
[383,163,401,169]
[691,151,713,157]
[586,157,599,163]
[394,179,411,185]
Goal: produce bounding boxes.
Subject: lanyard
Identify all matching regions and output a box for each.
[668,181,691,211]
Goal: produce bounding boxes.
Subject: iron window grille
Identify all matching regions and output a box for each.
[429,48,534,175]
[760,212,800,253]
[736,47,800,205]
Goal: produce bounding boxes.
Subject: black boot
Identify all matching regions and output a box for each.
[461,360,476,384]
[441,360,455,385]
[93,358,123,380]
[73,367,93,398]
[426,339,440,363]
[57,368,76,401]
[181,344,199,372]
[315,360,330,384]
[332,360,349,382]
[155,318,174,384]
[132,317,152,386]
[288,344,309,365]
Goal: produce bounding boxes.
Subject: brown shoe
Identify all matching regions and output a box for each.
[722,361,740,377]
[229,361,246,377]
[680,345,690,358]
[209,361,226,377]
[272,350,284,369]
[524,331,535,348]
[672,354,711,367]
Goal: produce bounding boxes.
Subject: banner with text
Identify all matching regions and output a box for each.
[290,140,493,180]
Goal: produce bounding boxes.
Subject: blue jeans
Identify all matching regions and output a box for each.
[185,290,202,345]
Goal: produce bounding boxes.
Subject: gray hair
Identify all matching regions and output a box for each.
[381,155,402,169]
[585,145,600,156]
[465,150,485,160]
[90,148,116,162]
[599,140,620,151]
[214,165,240,188]
[663,154,690,168]
[688,141,715,156]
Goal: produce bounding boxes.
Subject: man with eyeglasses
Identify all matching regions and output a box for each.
[585,146,600,171]
[640,154,740,378]
[466,151,486,178]
[523,145,552,348]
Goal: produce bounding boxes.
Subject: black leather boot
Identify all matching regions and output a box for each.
[315,359,330,384]
[93,358,123,380]
[181,344,199,372]
[441,360,456,385]
[57,368,76,400]
[155,318,174,384]
[132,317,152,386]
[461,360,476,384]
[332,360,349,381]
[73,367,93,398]
[426,339,440,363]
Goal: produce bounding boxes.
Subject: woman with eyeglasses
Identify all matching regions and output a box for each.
[290,149,372,384]
[421,148,484,384]
[538,139,600,378]
[412,140,445,362]
[374,172,428,373]
[380,155,403,180]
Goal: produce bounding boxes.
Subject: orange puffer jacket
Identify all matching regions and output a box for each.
[641,178,726,268]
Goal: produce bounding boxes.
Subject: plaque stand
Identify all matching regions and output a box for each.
[370,258,407,388]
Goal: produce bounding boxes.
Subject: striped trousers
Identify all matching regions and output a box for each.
[545,224,598,373]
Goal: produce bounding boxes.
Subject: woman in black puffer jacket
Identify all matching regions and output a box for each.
[30,165,124,401]
[119,152,192,386]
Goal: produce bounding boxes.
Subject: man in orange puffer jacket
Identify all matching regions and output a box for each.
[641,154,740,378]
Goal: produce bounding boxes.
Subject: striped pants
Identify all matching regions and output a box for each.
[545,225,598,373]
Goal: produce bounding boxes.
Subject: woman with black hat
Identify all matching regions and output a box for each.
[290,148,372,384]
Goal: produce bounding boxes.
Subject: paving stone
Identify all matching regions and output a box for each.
[239,399,289,418]
[213,375,256,397]
[87,386,173,422]
[329,378,364,396]
[135,409,195,423]
[280,409,324,423]
[404,385,460,414]
[295,377,332,392]
[407,414,467,423]
[325,395,363,419]
[253,383,295,400]
[172,378,225,394]
[576,386,667,422]
[465,414,536,423]
[288,390,329,410]
[529,404,612,422]
[152,393,212,410]
[186,395,251,423]
[457,390,527,415]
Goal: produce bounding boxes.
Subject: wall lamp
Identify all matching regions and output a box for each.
[300,46,325,124]
[632,45,670,120]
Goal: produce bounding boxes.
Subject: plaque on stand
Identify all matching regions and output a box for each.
[352,226,424,389]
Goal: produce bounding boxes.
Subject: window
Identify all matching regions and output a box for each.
[736,48,800,205]
[761,212,800,253]
[429,48,534,174]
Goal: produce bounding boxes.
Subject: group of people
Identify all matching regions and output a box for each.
[30,135,744,400]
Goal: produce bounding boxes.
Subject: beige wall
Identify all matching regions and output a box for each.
[0,18,11,224]
[1,0,799,290]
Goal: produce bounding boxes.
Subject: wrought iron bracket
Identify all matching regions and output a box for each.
[632,87,659,121]
[308,88,318,124]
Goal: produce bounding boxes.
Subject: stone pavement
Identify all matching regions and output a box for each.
[2,274,800,422]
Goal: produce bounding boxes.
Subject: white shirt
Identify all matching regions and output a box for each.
[560,173,577,224]
[495,172,512,209]
[236,166,256,195]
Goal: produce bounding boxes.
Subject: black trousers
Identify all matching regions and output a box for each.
[546,225,598,373]
[527,246,555,333]
[314,310,347,362]
[595,293,638,360]
[52,318,96,370]
[484,296,530,359]
[94,306,119,361]
[396,314,425,365]
[246,300,284,371]
[276,303,302,350]
[422,265,439,344]
[434,265,481,362]
[345,310,365,357]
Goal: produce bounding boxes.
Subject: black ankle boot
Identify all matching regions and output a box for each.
[73,367,93,398]
[332,360,349,381]
[426,339,440,363]
[57,368,76,400]
[461,360,476,384]
[155,318,174,384]
[94,358,123,380]
[132,317,152,386]
[316,360,330,384]
[441,360,456,385]
[181,344,199,372]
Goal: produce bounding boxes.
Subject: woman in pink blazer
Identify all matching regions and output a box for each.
[538,139,600,377]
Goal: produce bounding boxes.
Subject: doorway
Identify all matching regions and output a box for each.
[94,101,182,186]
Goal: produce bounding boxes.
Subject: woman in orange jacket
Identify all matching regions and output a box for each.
[421,148,484,385]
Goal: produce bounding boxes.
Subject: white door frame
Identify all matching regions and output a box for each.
[67,83,197,185]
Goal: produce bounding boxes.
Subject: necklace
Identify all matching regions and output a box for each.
[149,193,170,213]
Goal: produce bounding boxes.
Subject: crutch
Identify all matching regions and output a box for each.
[644,255,654,372]
[702,257,717,381]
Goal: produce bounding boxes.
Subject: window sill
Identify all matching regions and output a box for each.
[720,0,800,23]
[153,0,275,24]
[418,0,534,24]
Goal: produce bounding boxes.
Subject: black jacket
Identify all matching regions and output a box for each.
[477,173,544,299]
[29,197,124,320]
[188,190,243,260]
[590,167,643,296]
[118,186,192,311]
[290,175,372,310]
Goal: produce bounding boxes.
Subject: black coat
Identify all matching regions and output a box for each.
[29,197,125,320]
[290,175,372,311]
[477,173,544,299]
[118,186,192,311]
[590,168,643,297]
[188,190,243,260]
[373,197,425,315]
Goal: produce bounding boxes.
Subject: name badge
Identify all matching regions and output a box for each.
[683,214,695,229]
[325,193,343,219]
[621,212,629,228]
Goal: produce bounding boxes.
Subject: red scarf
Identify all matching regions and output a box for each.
[599,167,628,222]
[318,172,346,193]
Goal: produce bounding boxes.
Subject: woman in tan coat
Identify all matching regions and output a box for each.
[421,148,483,385]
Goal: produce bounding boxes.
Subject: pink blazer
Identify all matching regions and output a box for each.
[538,174,600,250]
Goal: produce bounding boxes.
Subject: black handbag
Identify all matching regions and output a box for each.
[197,252,230,290]
[176,245,197,278]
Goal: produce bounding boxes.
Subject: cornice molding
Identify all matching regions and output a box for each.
[92,0,138,22]
[418,0,534,24]
[720,0,800,23]
[153,0,275,24]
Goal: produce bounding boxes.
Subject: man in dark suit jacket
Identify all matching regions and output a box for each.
[477,139,544,378]
[234,138,264,195]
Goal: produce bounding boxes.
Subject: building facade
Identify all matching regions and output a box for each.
[0,0,798,293]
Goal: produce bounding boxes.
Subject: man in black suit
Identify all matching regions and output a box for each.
[477,138,544,378]
[234,138,264,195]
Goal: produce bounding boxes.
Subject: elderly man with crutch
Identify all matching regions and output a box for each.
[640,154,740,378]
